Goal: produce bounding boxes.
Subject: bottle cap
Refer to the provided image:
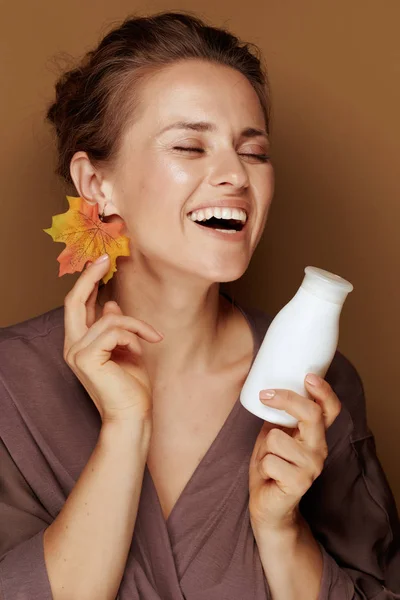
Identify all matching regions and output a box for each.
[301,267,354,305]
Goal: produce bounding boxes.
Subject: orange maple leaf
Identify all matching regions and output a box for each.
[43,196,130,285]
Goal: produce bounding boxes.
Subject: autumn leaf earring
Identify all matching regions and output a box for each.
[43,195,131,285]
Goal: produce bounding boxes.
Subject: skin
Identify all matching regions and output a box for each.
[69,58,275,384]
[69,58,342,598]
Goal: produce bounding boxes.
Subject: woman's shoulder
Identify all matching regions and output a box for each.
[325,348,369,442]
[0,304,64,346]
[0,305,101,506]
[0,304,74,392]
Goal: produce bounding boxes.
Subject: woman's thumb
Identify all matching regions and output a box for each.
[102,300,123,316]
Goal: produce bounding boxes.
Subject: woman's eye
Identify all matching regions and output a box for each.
[173,146,204,153]
[172,146,270,162]
[239,152,270,163]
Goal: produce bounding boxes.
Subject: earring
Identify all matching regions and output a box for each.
[99,201,108,222]
[43,195,130,285]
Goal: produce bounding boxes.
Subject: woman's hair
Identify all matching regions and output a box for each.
[46,11,271,191]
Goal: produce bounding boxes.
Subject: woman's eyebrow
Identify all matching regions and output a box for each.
[157,120,268,139]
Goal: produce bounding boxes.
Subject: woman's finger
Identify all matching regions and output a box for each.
[257,427,315,471]
[70,312,163,357]
[304,374,342,429]
[85,262,100,328]
[75,326,143,370]
[64,254,110,352]
[260,387,327,450]
[259,453,309,497]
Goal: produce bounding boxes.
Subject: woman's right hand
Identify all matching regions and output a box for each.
[63,254,163,425]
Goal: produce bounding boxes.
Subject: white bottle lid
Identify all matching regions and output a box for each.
[301,267,354,305]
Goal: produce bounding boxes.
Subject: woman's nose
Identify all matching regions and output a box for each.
[208,150,250,190]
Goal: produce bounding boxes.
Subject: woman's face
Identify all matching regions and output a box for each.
[107,59,275,284]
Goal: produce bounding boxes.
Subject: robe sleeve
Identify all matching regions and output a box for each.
[299,352,400,600]
[0,437,54,599]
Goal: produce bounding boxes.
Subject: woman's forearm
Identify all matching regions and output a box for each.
[252,514,323,600]
[43,417,152,600]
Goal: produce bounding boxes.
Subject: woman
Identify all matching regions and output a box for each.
[0,11,399,600]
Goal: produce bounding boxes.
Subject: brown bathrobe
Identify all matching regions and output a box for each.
[0,293,399,599]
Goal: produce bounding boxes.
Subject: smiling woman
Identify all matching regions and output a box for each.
[1,9,399,600]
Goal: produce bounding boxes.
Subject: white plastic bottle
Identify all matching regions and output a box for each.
[240,266,354,427]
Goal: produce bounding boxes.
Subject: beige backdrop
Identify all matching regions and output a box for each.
[1,1,399,506]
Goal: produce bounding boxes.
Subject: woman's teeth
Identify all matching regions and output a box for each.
[188,207,247,224]
[187,207,247,232]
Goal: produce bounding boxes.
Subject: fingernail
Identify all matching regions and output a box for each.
[94,253,109,264]
[260,390,276,400]
[306,373,320,386]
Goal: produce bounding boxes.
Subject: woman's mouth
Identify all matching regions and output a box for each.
[191,215,244,232]
[187,214,249,241]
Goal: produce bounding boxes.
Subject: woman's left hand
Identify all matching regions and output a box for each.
[248,373,342,533]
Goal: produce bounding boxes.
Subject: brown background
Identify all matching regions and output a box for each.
[1,1,399,506]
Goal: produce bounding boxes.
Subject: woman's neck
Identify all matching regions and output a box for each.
[95,275,236,383]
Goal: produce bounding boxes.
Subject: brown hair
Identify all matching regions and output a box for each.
[46,10,271,191]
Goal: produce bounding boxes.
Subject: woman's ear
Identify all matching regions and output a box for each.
[69,150,120,218]
[70,150,102,203]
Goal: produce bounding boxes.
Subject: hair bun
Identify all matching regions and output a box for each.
[47,67,84,132]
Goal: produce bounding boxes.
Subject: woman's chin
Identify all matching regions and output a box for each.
[203,263,250,284]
